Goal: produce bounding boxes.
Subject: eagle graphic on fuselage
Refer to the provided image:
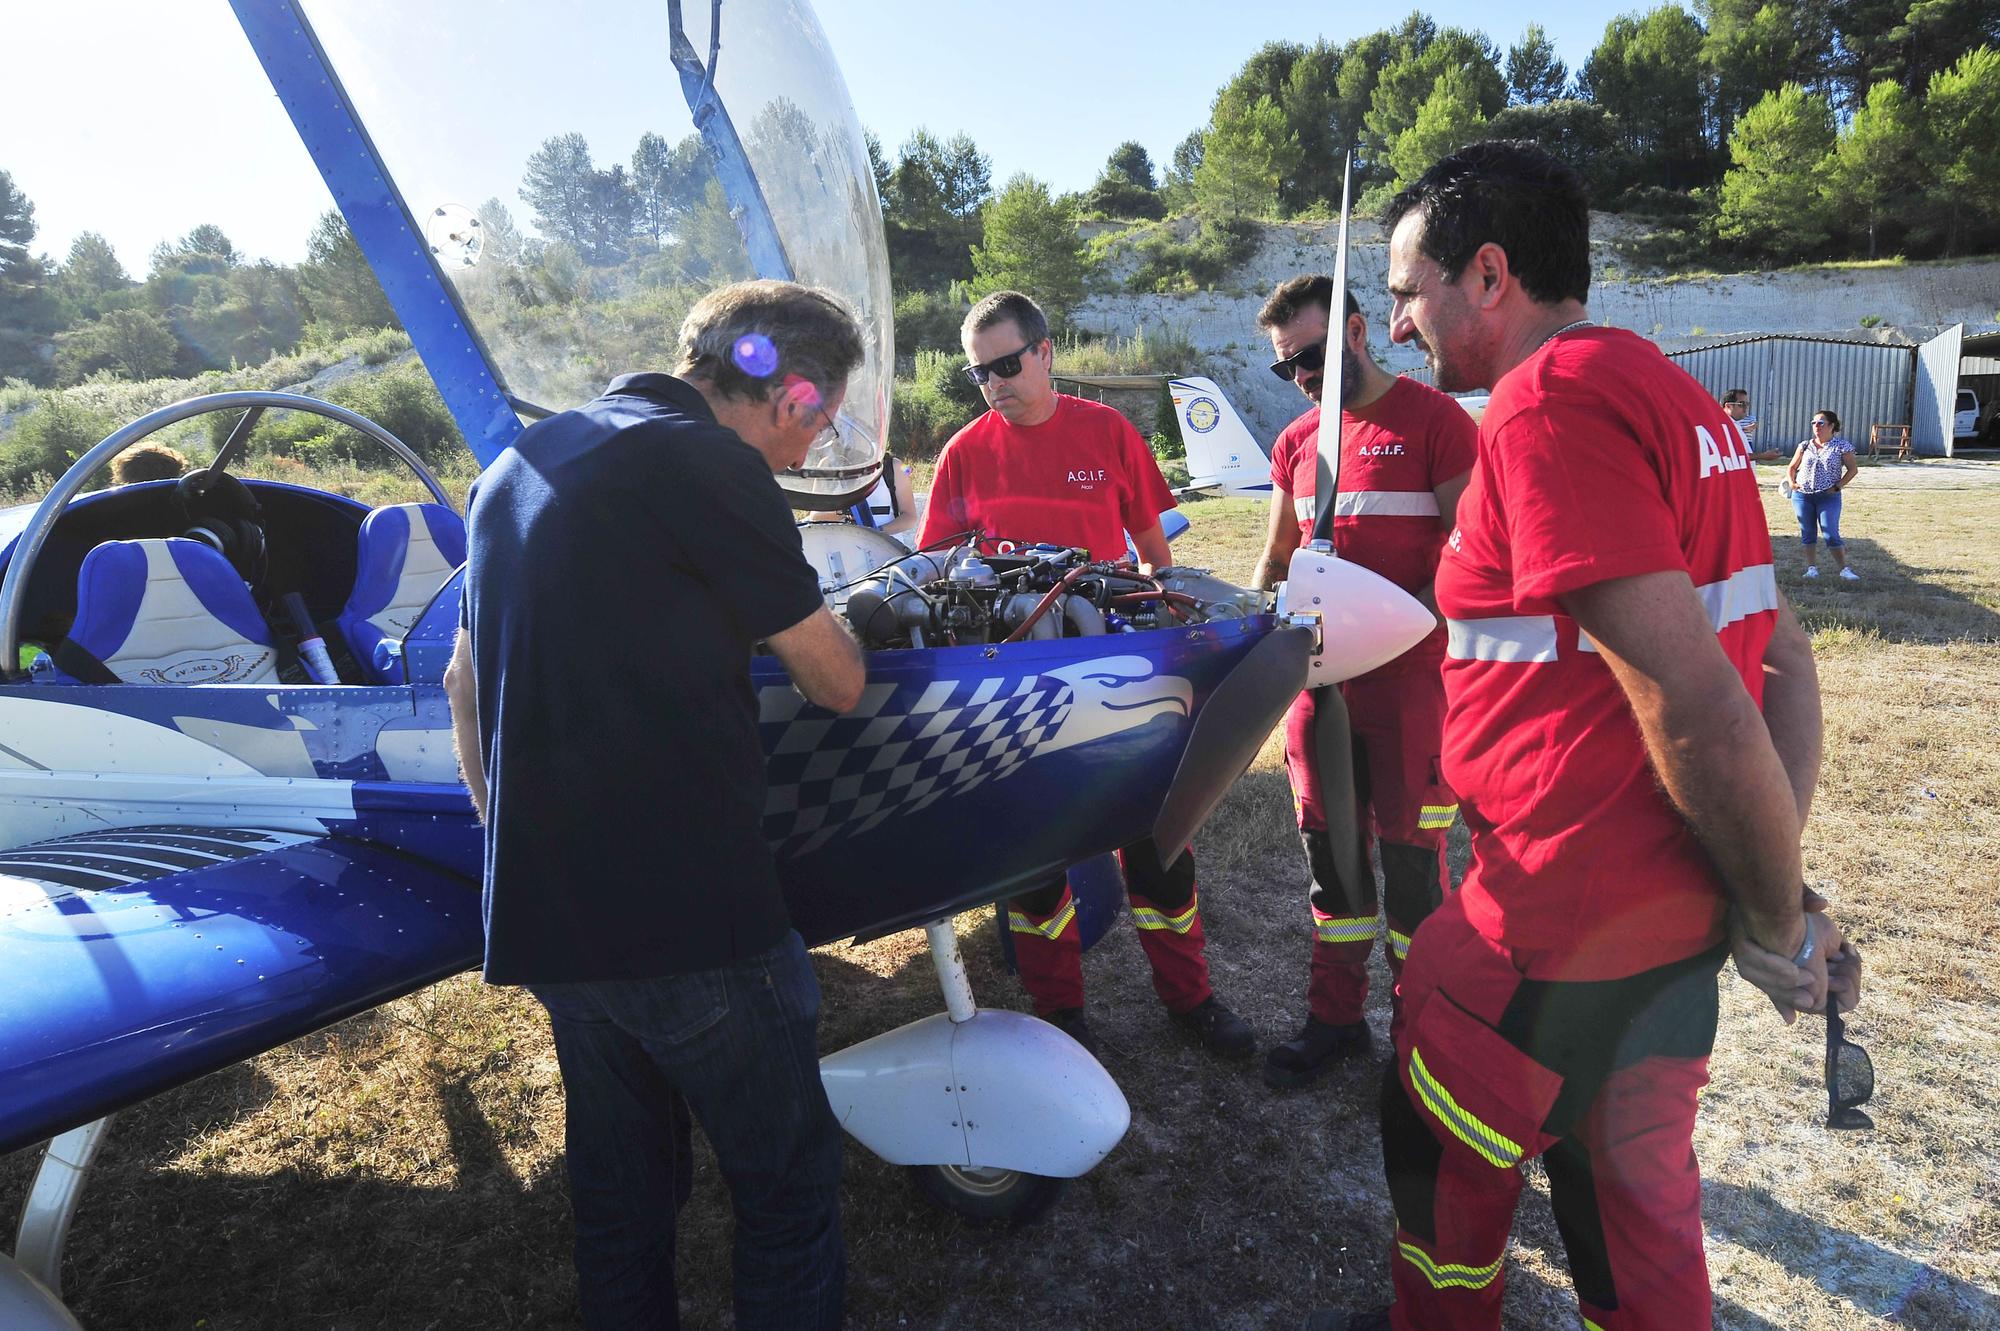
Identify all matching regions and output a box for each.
[758,656,1193,858]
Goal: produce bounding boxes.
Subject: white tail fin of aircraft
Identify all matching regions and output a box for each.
[1168,377,1273,498]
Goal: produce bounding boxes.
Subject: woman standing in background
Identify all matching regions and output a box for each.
[1786,408,1861,581]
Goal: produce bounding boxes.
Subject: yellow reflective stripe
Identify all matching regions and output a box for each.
[1582,1319,1606,1331]
[1131,895,1199,934]
[1314,914,1378,944]
[1388,928,1412,960]
[1417,803,1458,829]
[1408,1045,1525,1168]
[1396,1239,1503,1291]
[1007,898,1077,940]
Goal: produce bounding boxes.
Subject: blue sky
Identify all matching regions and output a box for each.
[2,1,1627,272]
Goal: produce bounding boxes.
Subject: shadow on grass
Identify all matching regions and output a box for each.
[1705,1179,1999,1330]
[1769,533,2000,645]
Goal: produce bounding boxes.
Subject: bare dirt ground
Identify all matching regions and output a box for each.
[4,462,1998,1329]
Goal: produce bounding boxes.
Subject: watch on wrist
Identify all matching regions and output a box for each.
[1789,923,1816,968]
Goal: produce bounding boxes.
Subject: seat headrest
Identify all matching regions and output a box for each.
[339,503,467,684]
[63,538,277,685]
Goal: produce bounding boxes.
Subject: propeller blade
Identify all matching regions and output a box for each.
[1309,153,1354,547]
[1311,684,1373,917]
[1151,625,1314,869]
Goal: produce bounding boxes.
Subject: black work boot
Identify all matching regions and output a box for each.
[1168,996,1256,1059]
[1043,1007,1098,1056]
[1262,1017,1372,1089]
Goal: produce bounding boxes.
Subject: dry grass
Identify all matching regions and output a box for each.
[4,470,1999,1328]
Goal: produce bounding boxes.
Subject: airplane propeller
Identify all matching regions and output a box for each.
[1309,684,1373,916]
[1151,622,1313,868]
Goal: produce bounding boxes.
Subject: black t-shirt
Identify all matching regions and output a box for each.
[464,373,823,983]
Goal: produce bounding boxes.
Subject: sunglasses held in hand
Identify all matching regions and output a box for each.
[1825,1006,1873,1130]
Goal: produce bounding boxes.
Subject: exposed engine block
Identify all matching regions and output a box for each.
[831,542,1266,651]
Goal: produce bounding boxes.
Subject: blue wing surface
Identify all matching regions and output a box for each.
[0,828,481,1155]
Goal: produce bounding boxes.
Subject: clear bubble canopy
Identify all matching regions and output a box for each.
[307,0,894,507]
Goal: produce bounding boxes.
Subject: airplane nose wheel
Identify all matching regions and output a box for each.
[909,1163,1066,1227]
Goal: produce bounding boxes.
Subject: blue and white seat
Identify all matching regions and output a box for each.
[337,503,467,684]
[52,538,278,684]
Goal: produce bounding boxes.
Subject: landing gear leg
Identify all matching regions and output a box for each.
[0,1115,111,1329]
[905,918,1067,1227]
[15,1115,113,1298]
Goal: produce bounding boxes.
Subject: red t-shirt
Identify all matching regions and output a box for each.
[1268,376,1476,670]
[919,395,1176,559]
[1435,327,1778,980]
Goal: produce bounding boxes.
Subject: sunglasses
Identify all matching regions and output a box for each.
[1269,343,1327,383]
[1812,419,1833,428]
[1825,1005,1874,1131]
[962,343,1039,386]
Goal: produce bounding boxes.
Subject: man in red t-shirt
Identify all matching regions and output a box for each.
[919,290,1254,1060]
[1305,144,1863,1331]
[1248,277,1475,1091]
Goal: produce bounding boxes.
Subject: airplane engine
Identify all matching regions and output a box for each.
[835,543,1266,652]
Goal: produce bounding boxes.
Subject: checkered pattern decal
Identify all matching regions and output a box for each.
[761,673,1073,858]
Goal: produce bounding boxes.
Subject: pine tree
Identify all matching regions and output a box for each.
[1718,83,1838,258]
[1506,24,1569,104]
[1824,80,1925,258]
[969,175,1085,326]
[1194,93,1298,220]
[1391,66,1490,187]
[1923,45,2000,256]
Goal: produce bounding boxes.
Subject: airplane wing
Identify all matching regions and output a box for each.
[0,826,482,1155]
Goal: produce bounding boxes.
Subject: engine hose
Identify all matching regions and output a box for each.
[1062,595,1107,636]
[1002,566,1091,643]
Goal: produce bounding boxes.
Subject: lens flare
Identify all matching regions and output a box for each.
[731,333,779,378]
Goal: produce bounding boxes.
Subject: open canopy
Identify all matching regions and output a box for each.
[294,0,894,503]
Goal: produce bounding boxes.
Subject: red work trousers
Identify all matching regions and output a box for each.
[1283,666,1455,1026]
[1380,895,1727,1331]
[1007,837,1212,1016]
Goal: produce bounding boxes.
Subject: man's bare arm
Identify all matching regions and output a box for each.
[1250,486,1301,590]
[1562,572,1820,984]
[444,629,488,823]
[1759,596,1822,830]
[1130,521,1173,573]
[767,605,866,713]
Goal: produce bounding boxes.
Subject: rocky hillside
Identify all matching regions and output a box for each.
[1074,217,2000,442]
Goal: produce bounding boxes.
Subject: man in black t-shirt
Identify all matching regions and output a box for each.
[447,280,865,1330]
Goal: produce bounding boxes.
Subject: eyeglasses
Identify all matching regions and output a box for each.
[962,343,1038,386]
[1825,1006,1874,1131]
[810,402,840,451]
[1269,343,1327,383]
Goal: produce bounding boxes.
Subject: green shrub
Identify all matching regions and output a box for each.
[1610,188,1722,272]
[1859,313,1883,328]
[0,394,117,496]
[1127,217,1258,293]
[890,349,982,460]
[355,327,412,365]
[894,286,971,356]
[231,358,465,468]
[1053,323,1198,377]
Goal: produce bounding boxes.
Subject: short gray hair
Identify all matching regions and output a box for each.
[676,279,865,403]
[962,290,1049,347]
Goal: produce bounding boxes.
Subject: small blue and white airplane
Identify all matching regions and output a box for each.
[0,2,1434,1323]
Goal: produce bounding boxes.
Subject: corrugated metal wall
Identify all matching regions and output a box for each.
[1668,336,1915,457]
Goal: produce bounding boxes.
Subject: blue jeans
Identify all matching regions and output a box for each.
[530,932,844,1330]
[1792,488,1844,547]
